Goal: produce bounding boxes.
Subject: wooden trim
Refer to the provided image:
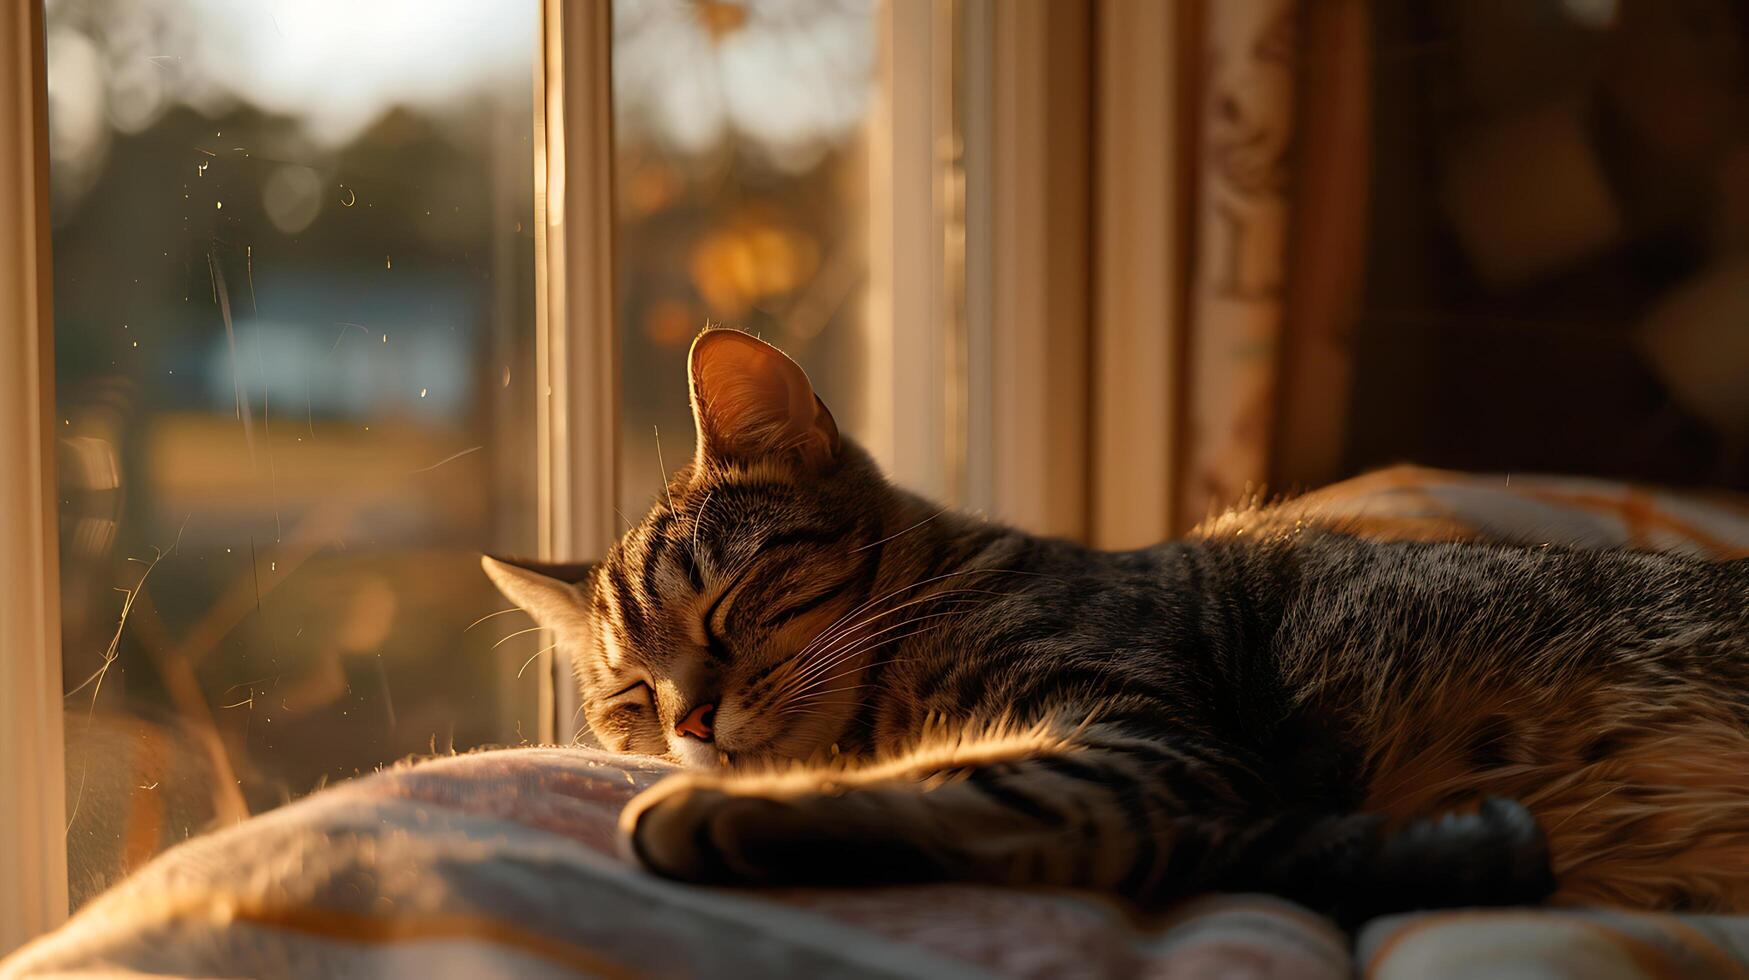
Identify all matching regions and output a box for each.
[535,0,617,745]
[1089,0,1196,548]
[1,0,70,954]
[958,0,996,514]
[1272,0,1369,492]
[1170,0,1206,535]
[986,0,1092,539]
[867,0,955,502]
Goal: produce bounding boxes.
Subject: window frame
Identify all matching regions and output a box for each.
[982,0,1095,539]
[0,0,613,940]
[536,0,618,746]
[867,0,958,502]
[2,0,69,956]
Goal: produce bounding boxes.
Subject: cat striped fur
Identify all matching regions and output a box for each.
[484,328,1749,923]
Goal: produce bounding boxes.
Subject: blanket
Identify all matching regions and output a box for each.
[8,746,1749,978]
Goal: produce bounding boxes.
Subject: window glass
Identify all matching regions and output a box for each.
[611,0,878,509]
[45,0,541,905]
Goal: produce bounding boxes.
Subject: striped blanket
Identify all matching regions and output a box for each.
[7,466,1749,979]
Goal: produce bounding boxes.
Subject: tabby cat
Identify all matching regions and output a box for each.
[484,328,1749,924]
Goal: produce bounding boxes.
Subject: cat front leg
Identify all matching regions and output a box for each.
[620,724,1556,920]
[620,723,1259,896]
[621,771,978,886]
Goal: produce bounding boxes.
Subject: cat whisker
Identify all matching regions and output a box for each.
[517,642,559,678]
[766,625,951,709]
[690,488,715,573]
[787,589,1006,681]
[778,681,889,713]
[802,568,1039,652]
[774,689,873,712]
[778,597,978,692]
[851,507,950,553]
[775,608,975,699]
[492,625,547,650]
[767,633,940,713]
[803,587,1013,658]
[764,706,847,724]
[464,606,525,632]
[772,701,866,723]
[778,626,947,702]
[796,567,1038,658]
[653,424,675,510]
[789,653,916,694]
[786,683,878,702]
[757,595,931,697]
[780,651,922,705]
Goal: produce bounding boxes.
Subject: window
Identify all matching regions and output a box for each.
[611,0,878,511]
[7,0,985,940]
[44,0,542,906]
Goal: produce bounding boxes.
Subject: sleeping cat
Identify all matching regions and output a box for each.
[484,327,1749,924]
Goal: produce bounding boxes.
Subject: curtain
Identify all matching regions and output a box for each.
[1175,0,1370,532]
[969,0,1371,547]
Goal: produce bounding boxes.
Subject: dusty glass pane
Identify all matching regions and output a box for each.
[612,0,877,509]
[45,0,541,906]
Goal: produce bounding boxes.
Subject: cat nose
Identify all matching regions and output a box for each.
[676,702,715,741]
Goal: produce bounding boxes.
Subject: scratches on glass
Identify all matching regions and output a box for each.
[48,0,542,906]
[407,445,484,476]
[207,251,258,472]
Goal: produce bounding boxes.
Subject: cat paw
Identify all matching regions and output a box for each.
[620,774,794,884]
[620,774,944,887]
[1362,796,1555,920]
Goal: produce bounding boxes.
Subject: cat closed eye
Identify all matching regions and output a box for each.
[608,680,654,704]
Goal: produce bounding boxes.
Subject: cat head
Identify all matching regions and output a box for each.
[484,328,898,767]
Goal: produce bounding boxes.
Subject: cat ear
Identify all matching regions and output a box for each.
[480,556,595,632]
[687,329,839,470]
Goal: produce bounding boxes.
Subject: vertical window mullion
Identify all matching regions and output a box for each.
[869,0,954,504]
[987,0,1092,540]
[0,0,70,954]
[537,0,618,746]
